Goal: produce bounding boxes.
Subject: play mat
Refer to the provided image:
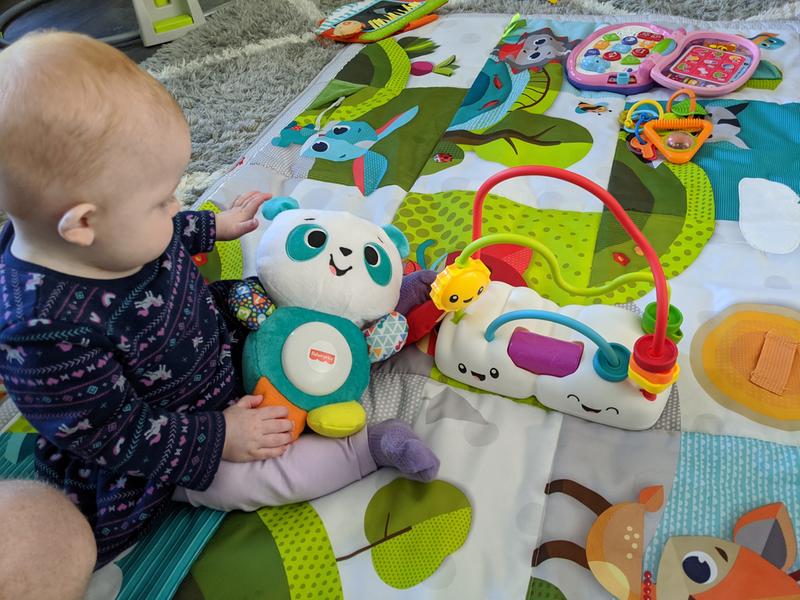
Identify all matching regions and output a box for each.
[3,12,800,600]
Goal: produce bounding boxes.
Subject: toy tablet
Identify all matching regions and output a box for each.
[567,23,682,94]
[567,24,761,96]
[651,32,760,96]
[315,0,447,43]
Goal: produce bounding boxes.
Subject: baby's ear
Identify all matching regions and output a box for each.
[262,196,299,221]
[382,224,409,259]
[58,203,97,247]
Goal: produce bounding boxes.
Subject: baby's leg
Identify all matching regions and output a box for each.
[175,427,376,511]
[0,480,96,600]
[176,421,439,512]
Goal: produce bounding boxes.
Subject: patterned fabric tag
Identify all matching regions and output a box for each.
[364,311,408,363]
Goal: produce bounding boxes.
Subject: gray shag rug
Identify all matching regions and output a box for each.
[141,0,800,204]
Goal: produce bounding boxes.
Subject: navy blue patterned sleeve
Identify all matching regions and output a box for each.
[0,319,226,491]
[174,210,216,255]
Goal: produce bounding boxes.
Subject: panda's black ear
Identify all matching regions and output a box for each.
[262,197,299,220]
[382,224,409,259]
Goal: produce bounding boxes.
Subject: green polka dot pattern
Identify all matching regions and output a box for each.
[257,503,343,600]
[394,190,601,305]
[371,507,472,589]
[527,577,568,600]
[198,201,243,281]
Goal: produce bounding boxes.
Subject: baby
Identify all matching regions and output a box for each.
[0,32,438,598]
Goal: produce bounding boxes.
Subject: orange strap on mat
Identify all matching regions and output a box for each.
[750,331,799,395]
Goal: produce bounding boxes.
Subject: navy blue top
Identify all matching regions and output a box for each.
[0,212,242,566]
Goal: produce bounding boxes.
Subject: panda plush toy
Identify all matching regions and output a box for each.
[233,196,410,441]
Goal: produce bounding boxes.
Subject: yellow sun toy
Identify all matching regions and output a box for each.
[430,258,491,312]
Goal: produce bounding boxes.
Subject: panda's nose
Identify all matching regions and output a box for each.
[339,246,352,256]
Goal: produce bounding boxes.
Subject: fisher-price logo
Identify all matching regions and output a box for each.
[309,347,336,365]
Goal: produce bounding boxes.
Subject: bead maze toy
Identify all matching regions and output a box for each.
[567,23,760,96]
[427,166,682,430]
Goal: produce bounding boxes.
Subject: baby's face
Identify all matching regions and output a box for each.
[91,117,191,272]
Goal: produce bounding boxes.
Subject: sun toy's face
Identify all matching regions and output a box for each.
[256,207,407,327]
[430,259,491,312]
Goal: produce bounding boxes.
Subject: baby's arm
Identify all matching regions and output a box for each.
[176,192,270,255]
[174,210,217,256]
[1,320,225,491]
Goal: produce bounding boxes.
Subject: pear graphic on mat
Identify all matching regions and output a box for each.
[739,178,800,254]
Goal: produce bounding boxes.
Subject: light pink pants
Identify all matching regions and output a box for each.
[173,428,376,511]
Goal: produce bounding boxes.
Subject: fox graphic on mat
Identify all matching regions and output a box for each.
[300,106,419,196]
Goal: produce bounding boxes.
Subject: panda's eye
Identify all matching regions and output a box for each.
[332,125,350,135]
[535,37,547,45]
[458,363,467,374]
[489,368,499,379]
[449,294,459,303]
[306,229,326,248]
[311,140,329,153]
[364,245,380,266]
[286,224,328,261]
[363,243,392,287]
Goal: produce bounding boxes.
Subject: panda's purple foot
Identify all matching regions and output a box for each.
[368,419,440,482]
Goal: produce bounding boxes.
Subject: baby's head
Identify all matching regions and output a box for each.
[0,32,190,275]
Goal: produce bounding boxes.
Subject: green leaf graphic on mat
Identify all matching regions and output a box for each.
[192,201,243,284]
[445,111,592,169]
[527,577,567,600]
[296,38,411,127]
[743,59,783,90]
[510,63,563,115]
[258,503,343,600]
[340,479,471,589]
[587,137,715,304]
[174,511,291,600]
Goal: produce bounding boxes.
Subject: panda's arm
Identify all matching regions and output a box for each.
[395,270,437,315]
[363,312,408,364]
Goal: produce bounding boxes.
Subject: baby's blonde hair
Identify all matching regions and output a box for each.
[0,31,185,218]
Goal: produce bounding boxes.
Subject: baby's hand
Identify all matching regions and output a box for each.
[222,395,294,462]
[215,192,272,242]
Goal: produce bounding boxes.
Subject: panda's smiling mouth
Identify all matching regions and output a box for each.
[329,254,353,277]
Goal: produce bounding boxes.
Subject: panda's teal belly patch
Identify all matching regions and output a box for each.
[242,307,370,411]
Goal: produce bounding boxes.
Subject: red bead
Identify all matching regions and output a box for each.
[633,335,678,373]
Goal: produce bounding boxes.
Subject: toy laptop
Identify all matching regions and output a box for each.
[567,23,760,96]
[315,0,447,43]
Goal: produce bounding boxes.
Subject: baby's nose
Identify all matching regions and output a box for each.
[339,247,352,256]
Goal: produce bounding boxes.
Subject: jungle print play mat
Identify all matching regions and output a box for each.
[2,12,800,600]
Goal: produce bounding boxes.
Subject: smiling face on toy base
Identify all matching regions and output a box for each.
[256,198,408,327]
[433,282,671,431]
